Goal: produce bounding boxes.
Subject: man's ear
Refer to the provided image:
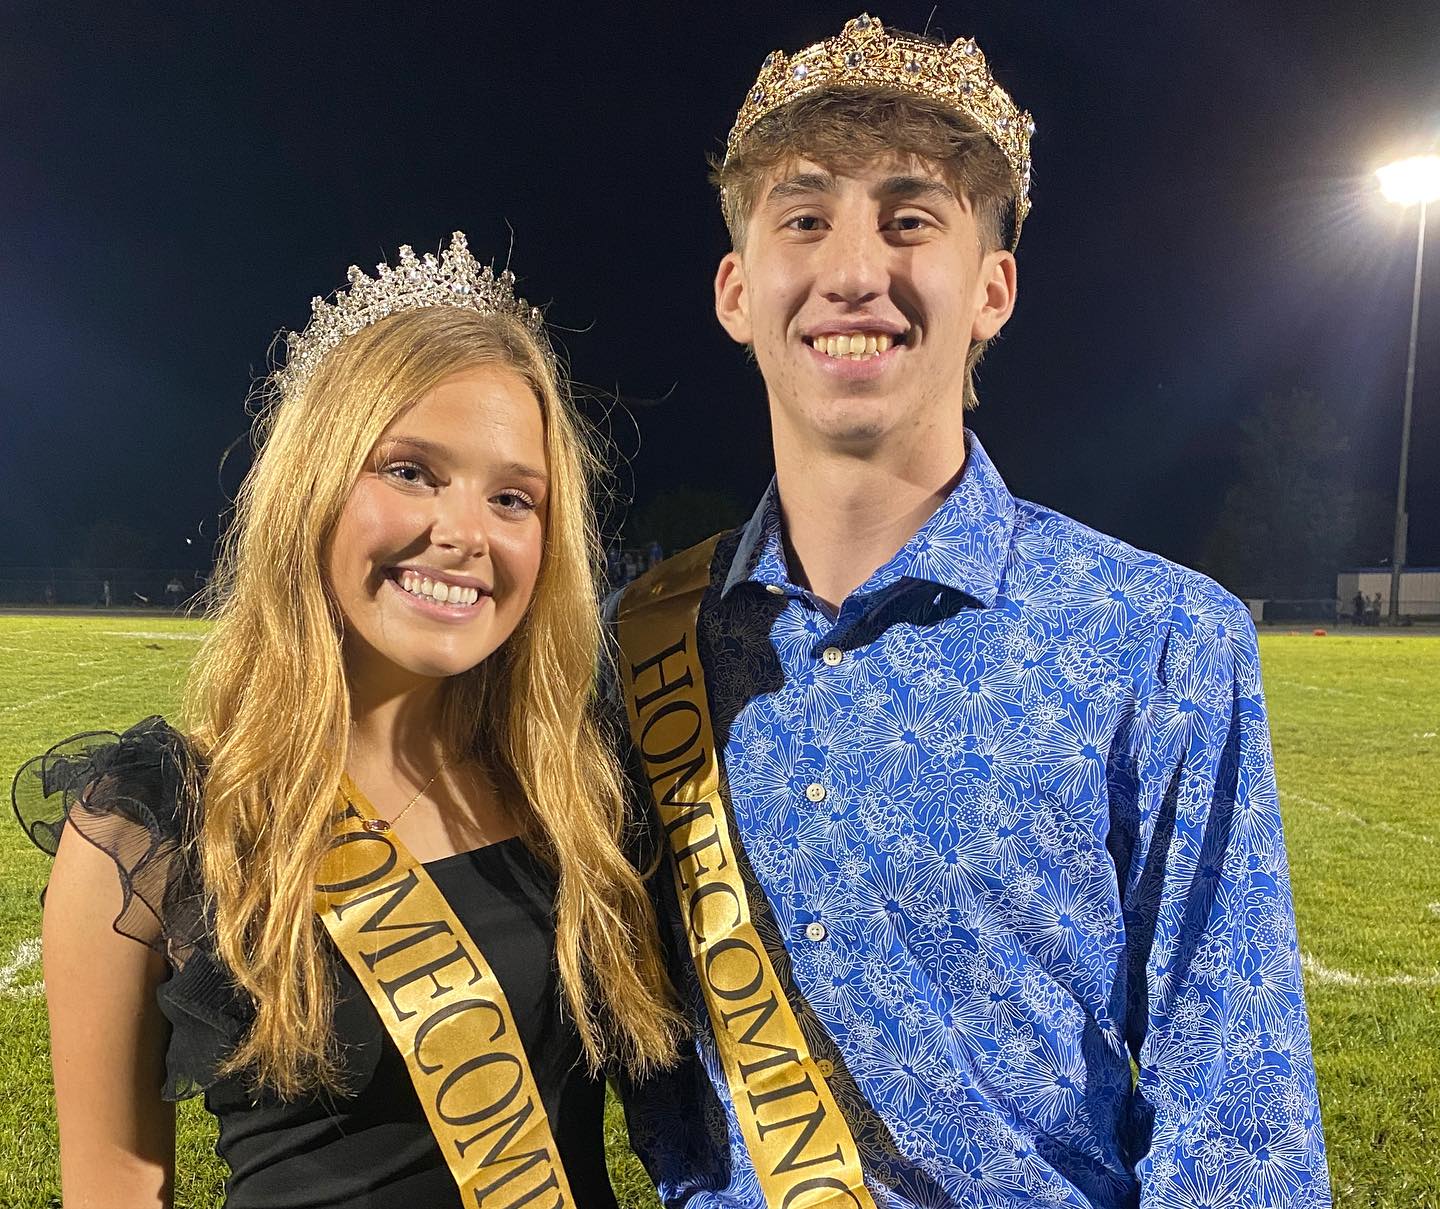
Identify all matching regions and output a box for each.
[971,249,1017,343]
[714,250,753,345]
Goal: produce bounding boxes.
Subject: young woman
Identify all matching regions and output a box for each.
[13,232,681,1208]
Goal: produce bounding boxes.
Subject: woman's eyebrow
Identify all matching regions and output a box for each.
[377,436,546,483]
[377,434,451,459]
[495,460,549,485]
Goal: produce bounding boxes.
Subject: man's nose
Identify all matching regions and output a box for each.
[814,216,888,306]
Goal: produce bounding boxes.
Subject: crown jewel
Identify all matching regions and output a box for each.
[726,14,1035,246]
[277,231,543,397]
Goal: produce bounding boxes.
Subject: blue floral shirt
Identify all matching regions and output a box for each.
[622,433,1329,1208]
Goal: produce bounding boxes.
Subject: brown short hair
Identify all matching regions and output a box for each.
[711,88,1018,408]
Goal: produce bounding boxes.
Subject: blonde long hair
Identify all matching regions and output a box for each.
[184,306,681,1095]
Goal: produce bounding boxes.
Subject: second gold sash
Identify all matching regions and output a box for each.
[618,538,875,1209]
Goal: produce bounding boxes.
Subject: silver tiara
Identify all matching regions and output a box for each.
[277,231,543,397]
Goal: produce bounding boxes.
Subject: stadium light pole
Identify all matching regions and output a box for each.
[1376,155,1440,625]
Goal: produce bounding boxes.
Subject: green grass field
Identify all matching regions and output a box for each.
[1,615,1436,1207]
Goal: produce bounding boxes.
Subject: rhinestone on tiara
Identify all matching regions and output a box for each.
[277,231,543,398]
[725,14,1035,246]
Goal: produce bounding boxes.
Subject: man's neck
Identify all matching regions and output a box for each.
[772,419,967,611]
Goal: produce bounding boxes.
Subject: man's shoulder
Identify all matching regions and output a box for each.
[1009,497,1254,643]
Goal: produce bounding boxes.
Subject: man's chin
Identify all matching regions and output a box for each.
[804,398,898,446]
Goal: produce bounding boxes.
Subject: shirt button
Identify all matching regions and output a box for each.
[804,782,827,803]
[821,646,843,666]
[816,1058,834,1078]
[804,921,827,942]
[764,583,786,596]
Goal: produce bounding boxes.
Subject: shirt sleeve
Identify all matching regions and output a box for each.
[1119,576,1330,1207]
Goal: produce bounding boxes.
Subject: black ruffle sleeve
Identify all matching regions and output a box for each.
[11,716,253,1100]
[12,715,205,963]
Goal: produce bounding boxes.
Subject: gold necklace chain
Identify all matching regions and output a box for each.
[361,758,449,834]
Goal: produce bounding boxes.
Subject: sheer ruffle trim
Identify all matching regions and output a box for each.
[12,715,209,967]
[11,717,252,1099]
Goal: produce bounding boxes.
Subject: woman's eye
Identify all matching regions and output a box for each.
[495,490,538,513]
[381,460,431,486]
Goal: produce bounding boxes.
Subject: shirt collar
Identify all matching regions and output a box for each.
[722,430,1017,608]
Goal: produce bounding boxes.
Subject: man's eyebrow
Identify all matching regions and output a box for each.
[876,175,958,204]
[765,171,835,203]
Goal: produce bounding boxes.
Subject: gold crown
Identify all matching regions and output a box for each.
[726,14,1034,246]
[277,231,542,398]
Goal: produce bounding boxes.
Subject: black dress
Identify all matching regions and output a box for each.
[13,717,620,1209]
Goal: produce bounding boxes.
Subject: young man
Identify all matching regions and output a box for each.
[616,15,1328,1208]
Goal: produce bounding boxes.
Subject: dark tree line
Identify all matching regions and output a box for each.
[1204,390,1391,600]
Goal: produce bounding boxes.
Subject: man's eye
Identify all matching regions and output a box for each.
[786,215,824,232]
[890,214,930,232]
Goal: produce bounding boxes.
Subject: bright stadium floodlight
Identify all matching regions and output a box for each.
[1377,154,1440,207]
[1376,154,1438,624]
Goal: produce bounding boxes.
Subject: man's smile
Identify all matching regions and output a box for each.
[802,322,911,366]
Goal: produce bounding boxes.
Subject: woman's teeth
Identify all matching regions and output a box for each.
[397,570,481,607]
[812,332,896,359]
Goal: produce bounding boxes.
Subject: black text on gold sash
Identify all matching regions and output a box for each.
[628,634,870,1208]
[318,800,569,1209]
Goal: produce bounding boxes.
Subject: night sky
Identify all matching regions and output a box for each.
[4,1,1439,580]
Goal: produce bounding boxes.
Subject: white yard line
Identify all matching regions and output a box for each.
[0,671,143,716]
[1302,951,1440,989]
[1284,791,1435,847]
[0,937,43,1001]
[101,631,204,641]
[0,643,107,665]
[1269,679,1408,710]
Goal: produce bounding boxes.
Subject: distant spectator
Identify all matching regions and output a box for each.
[1352,590,1365,626]
[166,577,185,607]
[647,539,663,569]
[101,580,111,608]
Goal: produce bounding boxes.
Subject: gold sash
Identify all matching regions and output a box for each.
[618,538,875,1209]
[316,777,575,1209]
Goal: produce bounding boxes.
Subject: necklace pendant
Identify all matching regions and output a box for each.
[362,818,391,833]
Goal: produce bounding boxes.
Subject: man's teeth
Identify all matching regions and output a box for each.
[397,570,481,606]
[813,332,896,359]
